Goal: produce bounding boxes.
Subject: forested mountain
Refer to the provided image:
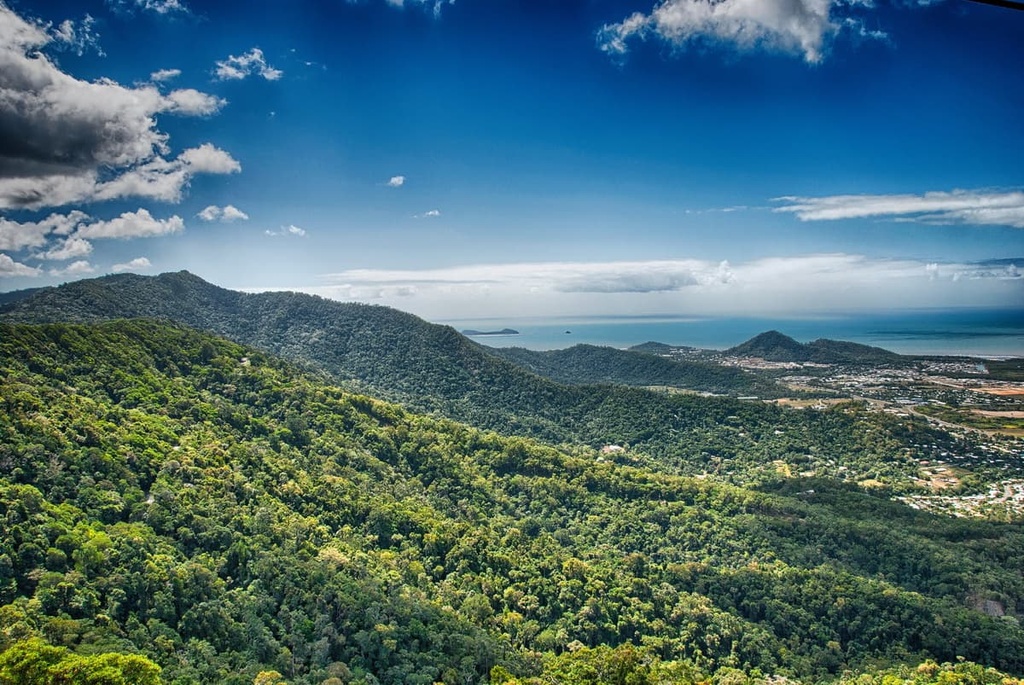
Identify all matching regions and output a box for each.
[726,331,903,364]
[483,344,780,396]
[0,287,43,308]
[0,271,586,434]
[1,320,1022,684]
[0,272,958,489]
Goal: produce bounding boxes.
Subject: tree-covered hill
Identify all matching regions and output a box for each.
[0,273,972,490]
[726,331,904,364]
[482,344,781,396]
[0,320,1022,684]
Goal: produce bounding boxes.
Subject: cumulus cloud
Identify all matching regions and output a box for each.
[214,48,283,81]
[179,143,241,173]
[76,209,184,239]
[83,145,239,206]
[2,207,189,271]
[37,236,93,261]
[49,260,95,277]
[265,224,306,237]
[295,254,1023,320]
[598,0,890,63]
[0,3,233,210]
[163,89,226,116]
[150,68,181,82]
[387,175,406,188]
[773,188,1024,228]
[111,256,152,272]
[0,253,41,277]
[415,209,441,218]
[0,211,90,250]
[197,204,249,222]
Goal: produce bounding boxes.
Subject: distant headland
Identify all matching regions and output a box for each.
[462,328,520,336]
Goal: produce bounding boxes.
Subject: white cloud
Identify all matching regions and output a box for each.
[221,205,249,222]
[91,157,188,204]
[214,48,283,81]
[382,0,456,17]
[598,0,890,63]
[106,0,188,15]
[50,15,103,56]
[179,143,242,174]
[290,254,1023,320]
[163,89,226,116]
[0,211,90,250]
[0,3,233,210]
[37,236,93,261]
[0,174,99,211]
[85,145,239,206]
[76,209,184,239]
[49,260,95,277]
[197,204,249,222]
[598,12,648,56]
[2,207,186,266]
[387,175,406,188]
[773,188,1024,228]
[415,209,441,218]
[0,253,41,277]
[265,224,306,237]
[111,256,152,273]
[0,217,54,251]
[151,68,181,82]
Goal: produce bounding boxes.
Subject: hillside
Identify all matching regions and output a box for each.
[483,343,780,396]
[1,320,1022,684]
[0,272,954,489]
[0,271,577,438]
[0,287,43,308]
[726,330,904,364]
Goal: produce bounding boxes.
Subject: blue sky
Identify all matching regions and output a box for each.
[0,0,1022,321]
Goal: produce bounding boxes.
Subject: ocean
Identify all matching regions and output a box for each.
[439,308,1024,358]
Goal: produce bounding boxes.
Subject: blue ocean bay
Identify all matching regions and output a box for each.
[441,308,1024,357]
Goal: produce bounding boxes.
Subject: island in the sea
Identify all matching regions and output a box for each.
[462,328,520,336]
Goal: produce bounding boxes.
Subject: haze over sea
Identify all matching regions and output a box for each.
[443,308,1024,358]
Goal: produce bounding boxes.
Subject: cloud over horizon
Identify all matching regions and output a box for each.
[774,189,1024,228]
[256,254,1023,320]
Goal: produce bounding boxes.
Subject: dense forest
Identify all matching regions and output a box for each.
[1,320,1022,684]
[0,273,987,491]
[482,344,782,397]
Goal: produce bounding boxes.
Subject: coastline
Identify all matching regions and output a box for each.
[442,309,1024,357]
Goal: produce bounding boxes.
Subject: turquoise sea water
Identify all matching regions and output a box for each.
[439,309,1024,357]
